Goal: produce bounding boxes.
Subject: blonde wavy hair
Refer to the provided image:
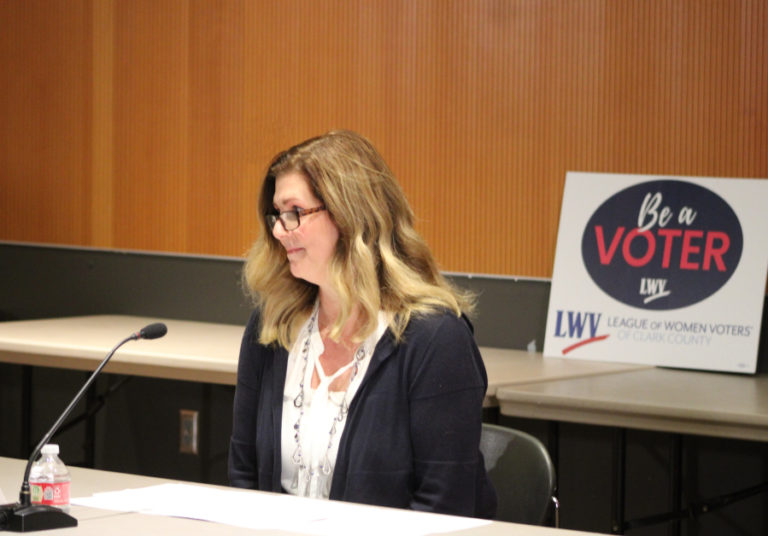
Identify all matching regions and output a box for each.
[243,130,474,349]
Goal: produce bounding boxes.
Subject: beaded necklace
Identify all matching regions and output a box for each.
[290,307,367,496]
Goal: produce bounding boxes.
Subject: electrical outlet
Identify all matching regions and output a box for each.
[179,409,199,454]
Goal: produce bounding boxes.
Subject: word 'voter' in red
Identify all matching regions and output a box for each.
[593,226,730,270]
[592,192,730,271]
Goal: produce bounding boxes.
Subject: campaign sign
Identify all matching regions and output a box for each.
[544,172,768,373]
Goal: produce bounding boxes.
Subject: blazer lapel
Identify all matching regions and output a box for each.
[331,328,397,499]
[355,329,397,393]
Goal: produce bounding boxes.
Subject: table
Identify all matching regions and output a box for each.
[0,315,244,385]
[479,347,650,408]
[497,367,768,533]
[0,315,651,407]
[497,367,768,442]
[0,457,607,535]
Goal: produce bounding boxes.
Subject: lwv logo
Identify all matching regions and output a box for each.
[553,310,608,355]
[639,277,670,304]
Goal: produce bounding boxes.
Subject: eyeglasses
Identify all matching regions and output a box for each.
[267,206,326,232]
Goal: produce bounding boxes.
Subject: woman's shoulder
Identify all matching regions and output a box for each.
[242,308,262,344]
[402,308,475,345]
[396,309,486,390]
[241,308,284,356]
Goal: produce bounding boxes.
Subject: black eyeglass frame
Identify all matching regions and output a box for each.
[267,206,326,232]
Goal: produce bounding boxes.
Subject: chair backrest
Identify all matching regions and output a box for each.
[480,423,557,525]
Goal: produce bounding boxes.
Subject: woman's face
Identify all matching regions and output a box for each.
[272,171,339,288]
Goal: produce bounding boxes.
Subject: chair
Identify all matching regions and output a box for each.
[480,423,559,526]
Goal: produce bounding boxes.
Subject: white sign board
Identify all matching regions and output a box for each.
[543,172,768,373]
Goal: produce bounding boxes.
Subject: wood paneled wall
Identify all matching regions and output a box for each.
[1,1,766,277]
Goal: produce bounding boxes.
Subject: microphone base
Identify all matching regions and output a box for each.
[0,502,78,532]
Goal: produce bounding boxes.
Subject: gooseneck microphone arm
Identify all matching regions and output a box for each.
[1,322,167,532]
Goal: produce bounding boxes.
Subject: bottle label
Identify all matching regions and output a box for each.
[30,481,70,507]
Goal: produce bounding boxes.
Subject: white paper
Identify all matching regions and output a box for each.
[72,483,489,536]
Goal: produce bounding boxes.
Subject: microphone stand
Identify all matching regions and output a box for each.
[0,323,167,532]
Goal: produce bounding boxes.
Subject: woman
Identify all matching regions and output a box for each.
[229,130,496,518]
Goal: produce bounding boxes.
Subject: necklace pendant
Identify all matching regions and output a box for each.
[293,391,304,408]
[322,456,333,476]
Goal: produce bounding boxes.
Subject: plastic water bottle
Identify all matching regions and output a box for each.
[29,444,71,513]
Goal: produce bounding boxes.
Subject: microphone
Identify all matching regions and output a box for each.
[0,322,168,532]
[137,322,167,340]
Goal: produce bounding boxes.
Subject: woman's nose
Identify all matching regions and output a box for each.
[271,219,288,240]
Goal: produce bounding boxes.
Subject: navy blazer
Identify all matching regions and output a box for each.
[229,309,497,519]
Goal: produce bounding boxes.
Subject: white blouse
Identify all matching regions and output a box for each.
[280,308,387,498]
